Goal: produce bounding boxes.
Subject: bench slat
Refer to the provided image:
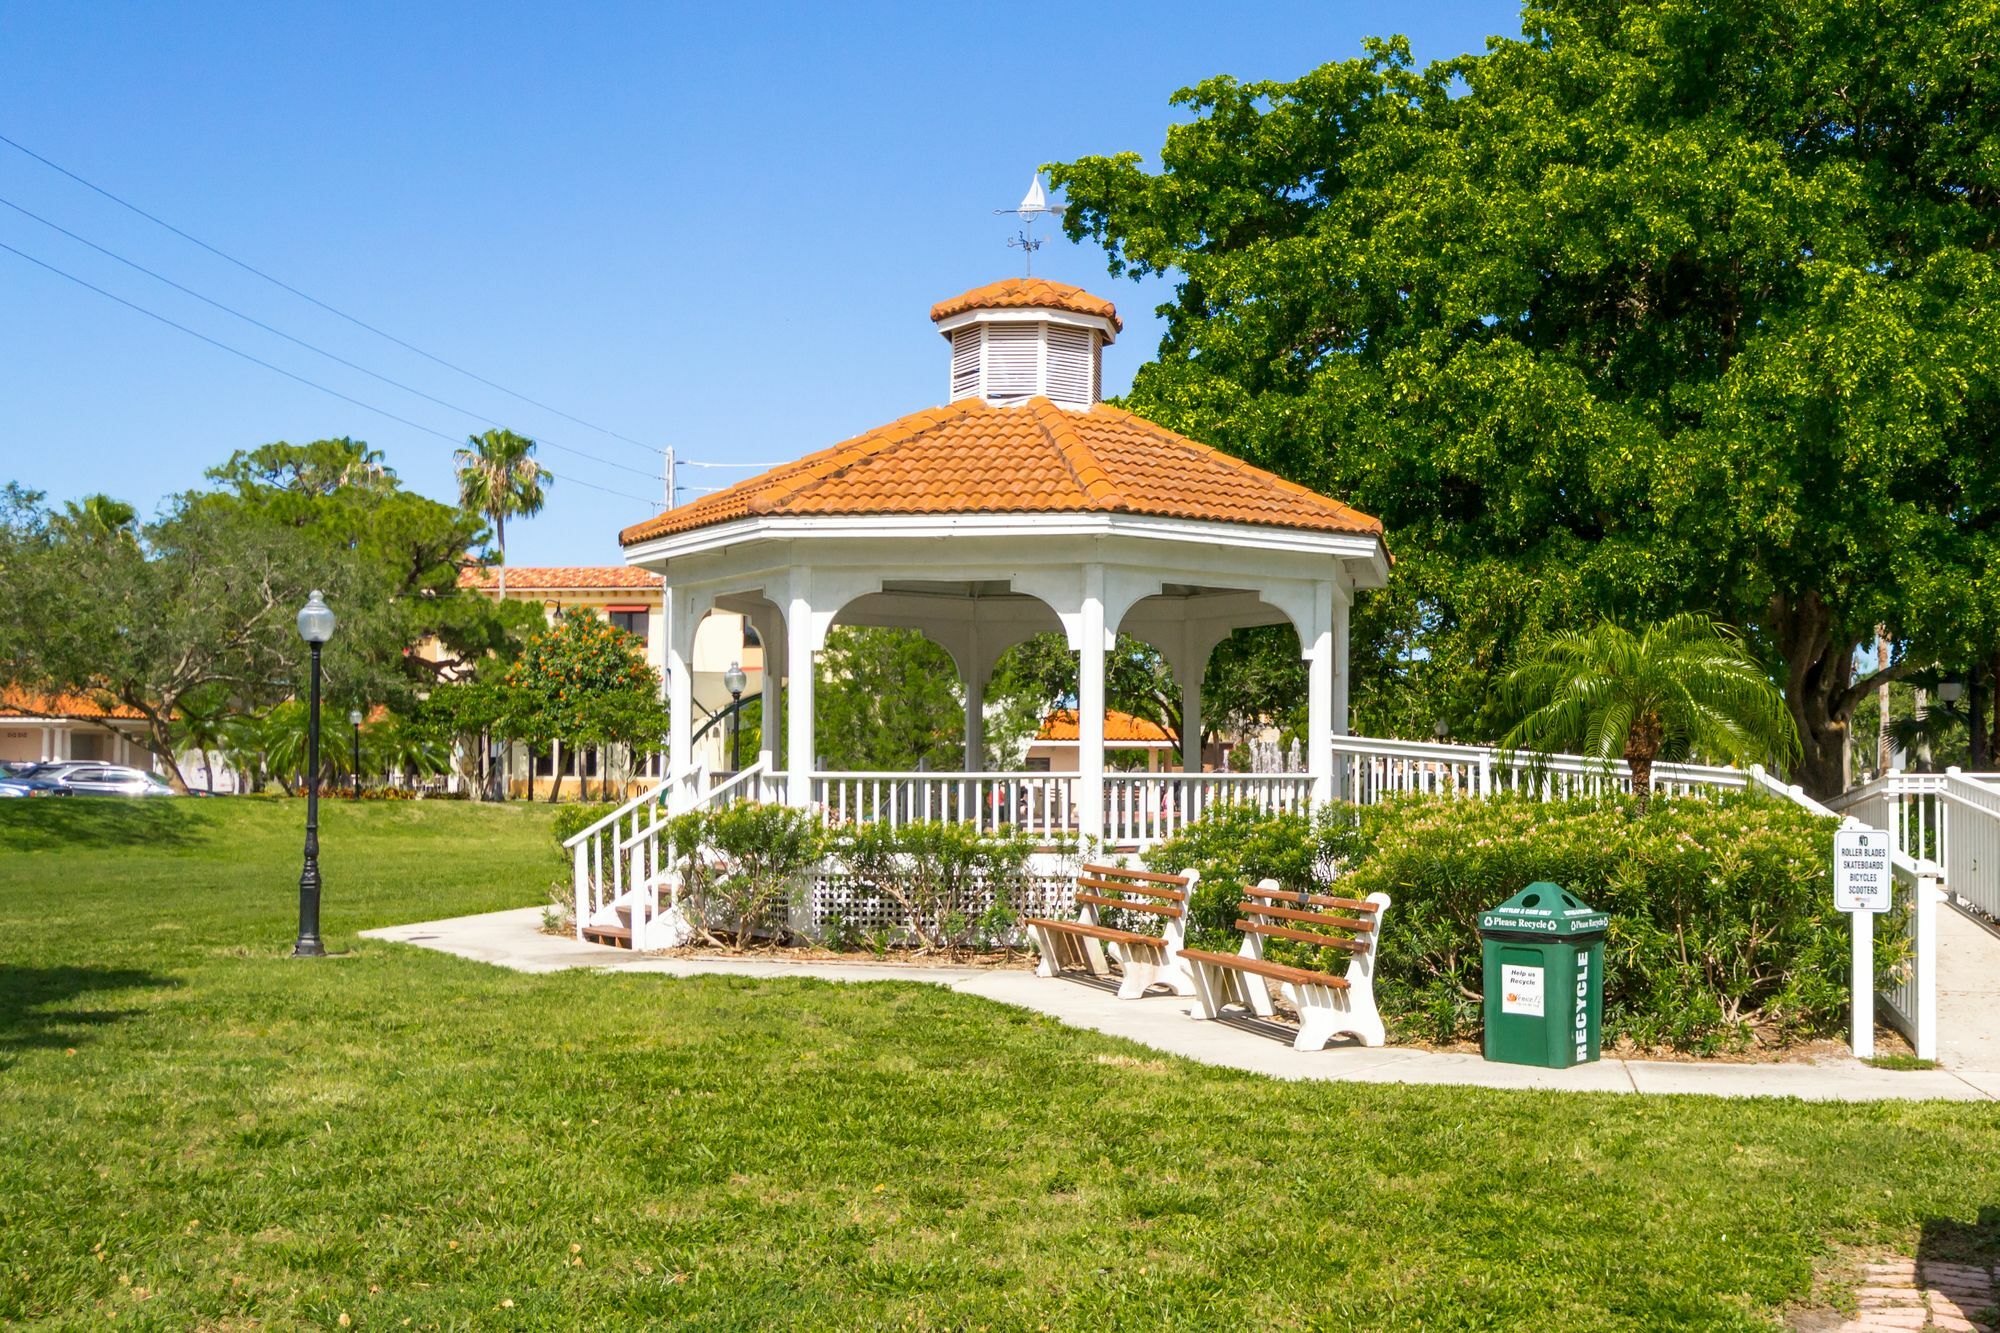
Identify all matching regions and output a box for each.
[1239,902,1377,933]
[1082,864,1190,887]
[1077,876,1185,901]
[1239,886,1378,913]
[1024,918,1161,949]
[1234,920,1366,952]
[1077,893,1180,917]
[1180,948,1350,990]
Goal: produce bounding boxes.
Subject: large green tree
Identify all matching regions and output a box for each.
[1051,0,2000,795]
[0,439,535,788]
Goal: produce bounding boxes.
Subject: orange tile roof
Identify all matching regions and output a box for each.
[459,565,663,593]
[0,686,147,721]
[1037,709,1174,744]
[930,278,1123,333]
[619,398,1381,546]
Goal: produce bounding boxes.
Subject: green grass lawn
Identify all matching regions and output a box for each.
[2,798,1997,1330]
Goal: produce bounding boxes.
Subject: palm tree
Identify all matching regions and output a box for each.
[61,493,138,542]
[454,429,549,598]
[1500,614,1800,811]
[168,689,233,794]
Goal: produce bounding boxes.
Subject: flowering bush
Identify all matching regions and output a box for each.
[665,803,826,948]
[1153,793,1879,1053]
[836,819,1037,954]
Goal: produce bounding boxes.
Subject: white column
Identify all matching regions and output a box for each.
[1331,580,1351,799]
[786,587,816,808]
[1078,565,1107,845]
[963,670,986,773]
[1181,670,1202,773]
[665,586,694,779]
[1307,579,1336,806]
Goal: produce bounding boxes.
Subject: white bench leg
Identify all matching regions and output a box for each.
[1114,945,1165,999]
[1186,960,1226,1020]
[1032,924,1062,978]
[1292,986,1386,1051]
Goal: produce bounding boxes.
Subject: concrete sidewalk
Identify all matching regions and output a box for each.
[362,907,2000,1103]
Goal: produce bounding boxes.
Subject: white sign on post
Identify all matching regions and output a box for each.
[1834,828,1893,913]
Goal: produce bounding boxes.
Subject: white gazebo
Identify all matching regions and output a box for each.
[619,276,1389,848]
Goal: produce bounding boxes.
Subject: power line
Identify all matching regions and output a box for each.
[0,130,664,456]
[0,236,661,508]
[0,192,662,483]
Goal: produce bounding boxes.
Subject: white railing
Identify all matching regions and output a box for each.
[1769,768,1939,1060]
[1103,772,1316,846]
[1940,770,2000,920]
[610,759,773,949]
[561,767,687,945]
[1332,734,1751,804]
[812,771,1076,842]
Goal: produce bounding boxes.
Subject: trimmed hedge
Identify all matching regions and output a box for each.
[1149,793,1886,1053]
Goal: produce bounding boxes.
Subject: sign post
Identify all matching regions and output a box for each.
[1834,825,1894,1060]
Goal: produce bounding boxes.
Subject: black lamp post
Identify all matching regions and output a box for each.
[293,590,335,958]
[348,709,363,798]
[723,661,747,773]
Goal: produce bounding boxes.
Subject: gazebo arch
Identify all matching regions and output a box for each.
[621,277,1389,847]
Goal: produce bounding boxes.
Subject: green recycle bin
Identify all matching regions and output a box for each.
[1479,883,1609,1069]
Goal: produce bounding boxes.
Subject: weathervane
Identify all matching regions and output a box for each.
[994,174,1065,275]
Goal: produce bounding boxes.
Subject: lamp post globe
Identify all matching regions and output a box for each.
[293,591,334,958]
[348,709,364,798]
[723,661,748,773]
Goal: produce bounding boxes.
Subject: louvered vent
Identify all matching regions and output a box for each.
[950,328,981,401]
[984,324,1041,401]
[1045,325,1095,407]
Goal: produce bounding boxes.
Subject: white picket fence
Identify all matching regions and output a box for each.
[1330,734,1752,803]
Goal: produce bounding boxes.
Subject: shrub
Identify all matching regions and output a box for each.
[836,819,1037,953]
[666,802,826,948]
[1149,792,1875,1053]
[1144,803,1366,948]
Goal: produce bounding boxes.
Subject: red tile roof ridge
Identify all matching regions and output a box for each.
[1088,404,1385,535]
[930,278,1123,333]
[1029,396,1127,512]
[745,404,965,517]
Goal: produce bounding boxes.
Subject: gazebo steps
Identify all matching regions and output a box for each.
[581,924,634,949]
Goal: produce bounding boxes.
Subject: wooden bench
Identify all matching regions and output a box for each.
[1025,863,1198,999]
[1181,878,1391,1050]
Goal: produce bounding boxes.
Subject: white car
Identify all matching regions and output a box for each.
[38,765,179,797]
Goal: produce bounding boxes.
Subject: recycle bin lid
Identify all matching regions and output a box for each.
[1478,881,1609,938]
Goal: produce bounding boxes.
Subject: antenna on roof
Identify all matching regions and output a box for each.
[993,174,1065,276]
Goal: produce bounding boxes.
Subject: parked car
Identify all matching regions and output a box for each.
[35,765,178,797]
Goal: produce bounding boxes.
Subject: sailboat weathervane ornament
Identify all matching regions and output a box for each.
[994,174,1066,275]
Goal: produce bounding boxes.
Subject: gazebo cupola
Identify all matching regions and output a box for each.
[930,278,1121,410]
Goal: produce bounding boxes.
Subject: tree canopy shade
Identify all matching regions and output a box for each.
[1050,0,2000,795]
[1501,614,1800,810]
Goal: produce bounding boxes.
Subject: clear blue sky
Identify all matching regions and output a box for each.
[1,1,1518,566]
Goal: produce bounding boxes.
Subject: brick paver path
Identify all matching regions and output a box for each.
[1833,1257,1995,1332]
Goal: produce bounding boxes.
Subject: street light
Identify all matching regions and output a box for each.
[723,661,748,773]
[348,709,364,798]
[293,590,335,958]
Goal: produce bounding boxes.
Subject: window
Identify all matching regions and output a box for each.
[608,609,648,646]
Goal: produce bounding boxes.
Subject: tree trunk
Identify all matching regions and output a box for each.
[1624,711,1663,815]
[495,509,507,599]
[527,749,536,802]
[146,717,192,792]
[1876,627,1892,775]
[1769,591,1859,799]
